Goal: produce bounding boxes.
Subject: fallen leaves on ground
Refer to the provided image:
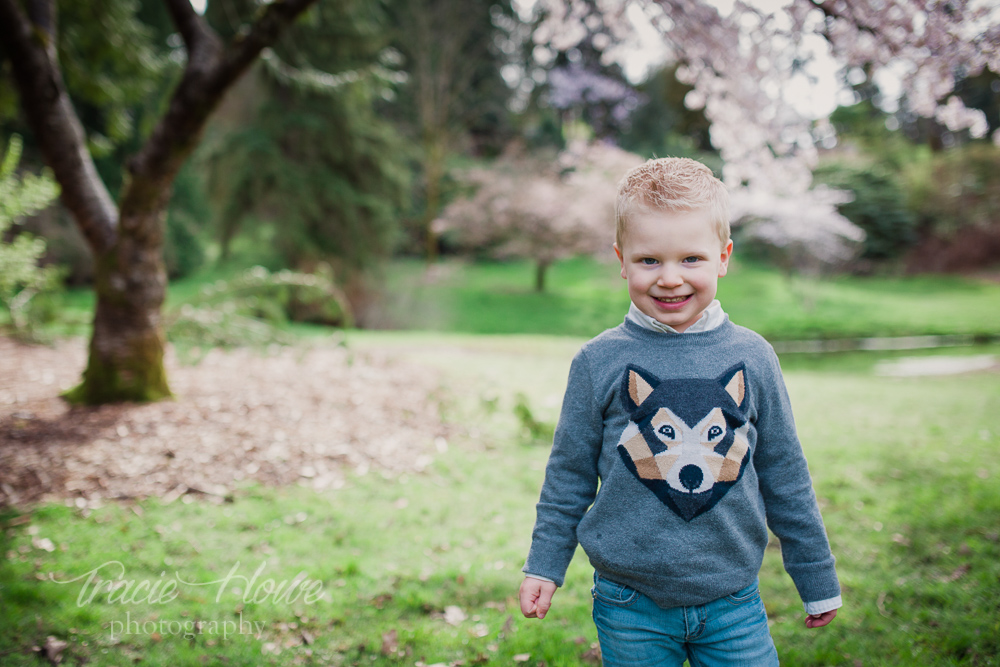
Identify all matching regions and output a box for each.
[380,629,399,656]
[34,636,68,665]
[443,605,468,626]
[0,337,453,508]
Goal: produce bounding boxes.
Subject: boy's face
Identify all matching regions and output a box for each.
[614,207,733,333]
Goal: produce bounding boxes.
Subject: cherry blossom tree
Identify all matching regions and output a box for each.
[524,0,998,271]
[729,185,864,274]
[528,0,999,194]
[437,140,643,291]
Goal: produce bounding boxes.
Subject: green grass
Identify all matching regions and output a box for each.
[368,256,1000,340]
[1,333,998,666]
[16,255,1000,344]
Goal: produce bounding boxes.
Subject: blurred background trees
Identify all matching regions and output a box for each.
[1,0,321,403]
[1,0,999,402]
[436,140,642,291]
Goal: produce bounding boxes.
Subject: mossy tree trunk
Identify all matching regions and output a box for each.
[68,204,173,404]
[0,0,320,404]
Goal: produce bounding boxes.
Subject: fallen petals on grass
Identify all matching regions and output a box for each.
[443,605,467,626]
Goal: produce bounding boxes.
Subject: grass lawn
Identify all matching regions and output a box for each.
[2,332,998,666]
[26,255,1000,344]
[367,256,1000,340]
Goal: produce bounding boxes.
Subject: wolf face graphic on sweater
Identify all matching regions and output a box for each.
[616,363,751,521]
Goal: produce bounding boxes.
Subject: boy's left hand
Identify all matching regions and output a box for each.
[804,609,837,628]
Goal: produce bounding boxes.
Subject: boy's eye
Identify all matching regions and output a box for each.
[682,256,701,263]
[640,258,658,265]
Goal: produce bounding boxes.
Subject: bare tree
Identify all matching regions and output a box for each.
[389,0,506,261]
[0,0,320,403]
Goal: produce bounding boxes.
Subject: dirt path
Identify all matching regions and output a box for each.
[0,337,453,509]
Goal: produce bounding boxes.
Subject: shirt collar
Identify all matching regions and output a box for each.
[626,299,726,335]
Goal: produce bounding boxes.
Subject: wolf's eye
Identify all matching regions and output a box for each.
[707,425,723,440]
[657,424,676,439]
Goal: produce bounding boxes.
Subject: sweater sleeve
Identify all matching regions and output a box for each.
[522,350,604,586]
[752,347,841,605]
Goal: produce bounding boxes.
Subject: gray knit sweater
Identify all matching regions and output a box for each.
[523,316,840,609]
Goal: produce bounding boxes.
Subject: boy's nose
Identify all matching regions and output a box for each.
[656,266,683,288]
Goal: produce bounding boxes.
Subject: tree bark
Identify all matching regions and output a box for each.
[1,0,320,404]
[0,0,119,254]
[421,135,445,262]
[394,0,485,263]
[535,259,550,293]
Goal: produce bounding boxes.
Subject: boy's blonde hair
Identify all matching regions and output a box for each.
[615,157,730,248]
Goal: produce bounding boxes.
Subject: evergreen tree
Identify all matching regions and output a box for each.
[206,0,409,275]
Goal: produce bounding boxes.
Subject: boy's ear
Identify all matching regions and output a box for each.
[718,239,734,277]
[613,243,626,279]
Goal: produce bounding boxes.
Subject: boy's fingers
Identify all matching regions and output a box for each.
[534,585,555,619]
[519,579,557,619]
[804,609,837,628]
[518,580,542,618]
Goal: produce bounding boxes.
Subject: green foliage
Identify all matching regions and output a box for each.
[0,0,168,146]
[513,392,555,444]
[209,84,409,272]
[891,142,1000,271]
[619,64,717,163]
[813,163,918,261]
[0,135,62,338]
[56,0,165,143]
[163,161,207,280]
[824,99,1000,271]
[384,0,516,150]
[166,265,352,351]
[905,142,1000,235]
[954,69,1000,138]
[207,1,409,274]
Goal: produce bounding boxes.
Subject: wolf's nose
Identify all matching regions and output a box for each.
[679,465,703,491]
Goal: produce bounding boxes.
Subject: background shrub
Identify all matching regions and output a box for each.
[813,163,918,262]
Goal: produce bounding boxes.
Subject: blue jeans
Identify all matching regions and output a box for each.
[591,572,779,667]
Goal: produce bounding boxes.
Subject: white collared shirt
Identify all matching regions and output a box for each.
[626,299,727,334]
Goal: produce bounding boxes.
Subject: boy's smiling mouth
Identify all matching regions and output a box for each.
[653,295,691,304]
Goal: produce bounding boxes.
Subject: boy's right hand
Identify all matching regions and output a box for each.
[519,577,557,619]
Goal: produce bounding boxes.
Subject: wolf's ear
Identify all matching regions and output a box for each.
[718,364,748,411]
[624,365,660,411]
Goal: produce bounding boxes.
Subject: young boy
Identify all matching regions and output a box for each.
[518,158,840,665]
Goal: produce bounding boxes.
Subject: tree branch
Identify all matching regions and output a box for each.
[24,0,56,38]
[122,0,320,220]
[808,0,880,38]
[217,0,323,83]
[162,0,220,59]
[0,0,118,253]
